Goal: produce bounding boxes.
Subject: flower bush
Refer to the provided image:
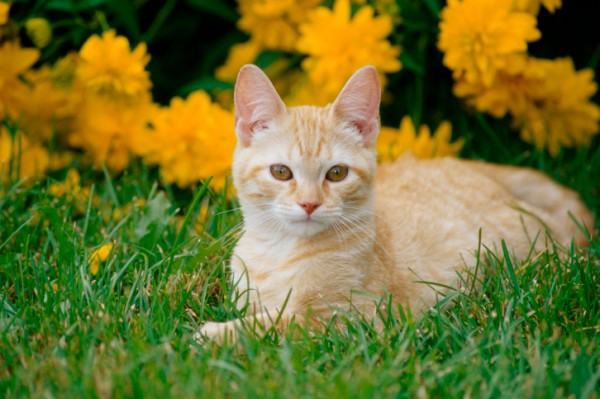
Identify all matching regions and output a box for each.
[439,0,599,155]
[0,0,598,191]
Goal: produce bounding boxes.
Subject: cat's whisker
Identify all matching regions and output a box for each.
[211,207,279,246]
[336,214,382,246]
[337,214,397,261]
[330,221,347,250]
[336,216,373,242]
[342,205,378,219]
[213,207,242,217]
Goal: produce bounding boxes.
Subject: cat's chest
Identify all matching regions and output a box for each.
[231,236,300,295]
[229,243,293,311]
[233,235,295,271]
[230,233,371,310]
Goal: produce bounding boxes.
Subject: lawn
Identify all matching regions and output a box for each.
[0,144,598,398]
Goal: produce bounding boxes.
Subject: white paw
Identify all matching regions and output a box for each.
[194,320,239,344]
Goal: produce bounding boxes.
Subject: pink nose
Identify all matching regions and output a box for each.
[299,202,320,216]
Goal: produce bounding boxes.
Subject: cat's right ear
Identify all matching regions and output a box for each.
[332,66,381,147]
[234,64,286,146]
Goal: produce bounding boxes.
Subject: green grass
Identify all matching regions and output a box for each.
[0,145,599,398]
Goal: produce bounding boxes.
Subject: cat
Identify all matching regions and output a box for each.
[196,65,594,343]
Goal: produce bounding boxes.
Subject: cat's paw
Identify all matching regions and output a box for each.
[194,320,239,345]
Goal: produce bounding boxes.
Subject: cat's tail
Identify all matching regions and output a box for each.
[466,161,595,247]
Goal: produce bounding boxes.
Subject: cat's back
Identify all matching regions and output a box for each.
[375,154,590,245]
[377,154,506,206]
[375,154,514,226]
[373,154,557,304]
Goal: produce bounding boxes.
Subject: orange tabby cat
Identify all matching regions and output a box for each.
[196,65,594,343]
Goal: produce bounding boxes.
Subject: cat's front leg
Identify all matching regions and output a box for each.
[194,309,298,344]
[194,319,242,344]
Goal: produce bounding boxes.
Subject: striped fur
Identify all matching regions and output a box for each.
[196,65,594,343]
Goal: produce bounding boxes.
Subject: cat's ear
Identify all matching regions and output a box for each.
[332,66,381,146]
[234,64,286,145]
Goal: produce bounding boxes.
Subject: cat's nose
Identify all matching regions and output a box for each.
[298,202,320,216]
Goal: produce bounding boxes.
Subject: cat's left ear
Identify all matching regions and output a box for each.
[234,64,286,146]
[332,66,381,146]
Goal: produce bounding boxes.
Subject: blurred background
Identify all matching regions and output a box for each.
[1,0,599,201]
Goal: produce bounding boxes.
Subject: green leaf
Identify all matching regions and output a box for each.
[399,52,425,75]
[184,0,239,22]
[77,0,106,10]
[141,0,178,44]
[135,192,172,248]
[501,240,521,296]
[45,0,106,12]
[255,50,284,70]
[422,0,442,19]
[178,77,234,96]
[44,0,77,12]
[172,178,211,252]
[35,206,77,265]
[106,0,141,41]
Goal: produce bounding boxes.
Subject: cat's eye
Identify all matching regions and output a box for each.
[325,165,349,182]
[270,164,293,181]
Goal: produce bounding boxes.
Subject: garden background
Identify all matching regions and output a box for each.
[1,0,599,397]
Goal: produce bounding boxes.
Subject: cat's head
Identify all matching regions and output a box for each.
[232,65,380,237]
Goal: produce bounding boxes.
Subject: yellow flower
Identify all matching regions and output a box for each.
[25,18,52,48]
[513,0,562,14]
[540,0,562,12]
[377,116,464,161]
[0,44,80,145]
[0,41,40,120]
[438,0,540,86]
[70,93,156,171]
[372,0,402,25]
[77,30,151,98]
[48,168,98,213]
[215,40,263,83]
[295,0,401,105]
[512,58,600,155]
[48,168,75,197]
[452,56,534,118]
[136,91,236,190]
[0,127,49,182]
[48,151,74,171]
[237,0,321,51]
[192,198,211,233]
[112,198,145,222]
[74,31,153,169]
[286,76,330,106]
[51,52,80,89]
[216,43,297,108]
[454,57,599,155]
[18,65,82,143]
[71,31,154,171]
[0,2,10,25]
[214,40,263,109]
[89,243,113,276]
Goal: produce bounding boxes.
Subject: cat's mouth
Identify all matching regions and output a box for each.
[285,216,329,236]
[286,212,327,227]
[291,216,320,223]
[277,208,333,234]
